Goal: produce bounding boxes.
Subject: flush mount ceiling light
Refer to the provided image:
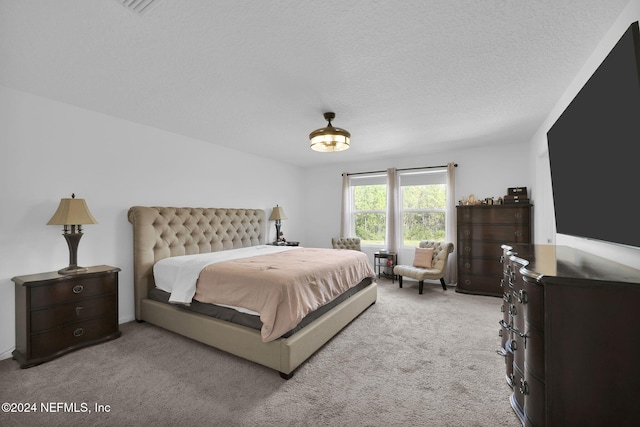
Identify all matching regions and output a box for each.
[309,112,351,152]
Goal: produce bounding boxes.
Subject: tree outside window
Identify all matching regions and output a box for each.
[348,169,447,247]
[353,184,386,245]
[401,183,446,246]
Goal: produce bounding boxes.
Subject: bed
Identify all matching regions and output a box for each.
[127,206,377,379]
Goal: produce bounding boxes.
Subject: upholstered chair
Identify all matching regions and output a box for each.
[393,240,454,294]
[331,237,362,251]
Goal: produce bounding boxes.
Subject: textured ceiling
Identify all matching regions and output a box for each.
[0,0,631,167]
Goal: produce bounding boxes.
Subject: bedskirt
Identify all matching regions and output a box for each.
[148,277,372,339]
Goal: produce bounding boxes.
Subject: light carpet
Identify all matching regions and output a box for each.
[0,278,520,427]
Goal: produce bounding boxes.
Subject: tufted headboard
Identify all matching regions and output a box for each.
[127,206,266,319]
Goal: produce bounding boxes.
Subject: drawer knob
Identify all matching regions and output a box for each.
[73,328,84,337]
[72,284,84,294]
[75,306,84,316]
[519,378,529,395]
[517,290,528,304]
[510,339,518,351]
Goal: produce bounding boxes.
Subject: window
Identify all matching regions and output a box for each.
[344,167,451,249]
[399,170,447,247]
[350,174,387,245]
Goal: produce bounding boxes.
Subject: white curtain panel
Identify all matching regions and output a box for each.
[446,162,457,283]
[340,172,351,237]
[386,167,400,253]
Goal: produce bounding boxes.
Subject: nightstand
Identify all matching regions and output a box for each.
[374,252,397,283]
[11,265,121,368]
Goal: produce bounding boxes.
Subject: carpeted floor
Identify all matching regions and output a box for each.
[0,278,521,427]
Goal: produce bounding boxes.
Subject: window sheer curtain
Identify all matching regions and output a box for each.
[386,168,400,253]
[340,172,352,237]
[446,162,457,283]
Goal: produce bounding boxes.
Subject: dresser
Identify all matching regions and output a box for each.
[499,244,640,427]
[456,204,532,296]
[11,265,121,368]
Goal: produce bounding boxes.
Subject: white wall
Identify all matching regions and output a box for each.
[530,0,640,268]
[302,140,532,265]
[0,86,306,360]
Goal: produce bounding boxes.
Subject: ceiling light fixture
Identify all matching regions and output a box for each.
[309,112,351,152]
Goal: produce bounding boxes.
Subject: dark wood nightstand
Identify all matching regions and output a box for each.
[11,265,121,368]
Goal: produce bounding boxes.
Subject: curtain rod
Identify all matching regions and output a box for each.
[343,163,457,177]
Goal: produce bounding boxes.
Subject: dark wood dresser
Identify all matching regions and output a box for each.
[456,204,532,296]
[11,265,121,368]
[499,244,640,427]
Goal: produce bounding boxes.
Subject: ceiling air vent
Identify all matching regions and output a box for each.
[116,0,160,15]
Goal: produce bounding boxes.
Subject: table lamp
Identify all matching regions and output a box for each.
[268,205,287,242]
[47,193,98,274]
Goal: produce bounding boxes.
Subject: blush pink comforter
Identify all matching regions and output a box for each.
[194,248,375,342]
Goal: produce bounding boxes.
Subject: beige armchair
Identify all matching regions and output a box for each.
[394,240,454,294]
[331,237,361,251]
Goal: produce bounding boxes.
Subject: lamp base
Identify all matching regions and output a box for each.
[58,265,89,275]
[58,231,87,275]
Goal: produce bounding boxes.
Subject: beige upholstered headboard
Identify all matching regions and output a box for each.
[127,206,266,319]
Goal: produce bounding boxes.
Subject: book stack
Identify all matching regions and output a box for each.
[504,187,530,204]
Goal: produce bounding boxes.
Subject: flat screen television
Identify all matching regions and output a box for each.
[547,21,640,249]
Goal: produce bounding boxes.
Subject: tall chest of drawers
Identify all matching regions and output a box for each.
[456,204,532,296]
[499,244,640,427]
[11,265,121,368]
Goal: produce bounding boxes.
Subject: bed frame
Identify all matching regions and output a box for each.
[127,206,377,379]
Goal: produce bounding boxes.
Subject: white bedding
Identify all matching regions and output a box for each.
[153,244,298,306]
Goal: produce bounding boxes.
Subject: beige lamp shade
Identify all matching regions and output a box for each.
[269,205,287,221]
[47,195,98,225]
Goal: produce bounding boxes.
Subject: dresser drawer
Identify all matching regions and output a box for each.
[458,206,530,224]
[459,257,503,276]
[30,316,118,359]
[522,276,544,328]
[30,274,116,309]
[459,224,530,242]
[31,295,117,333]
[457,273,502,296]
[512,363,526,419]
[524,323,544,379]
[504,345,514,388]
[458,240,504,258]
[523,368,545,427]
